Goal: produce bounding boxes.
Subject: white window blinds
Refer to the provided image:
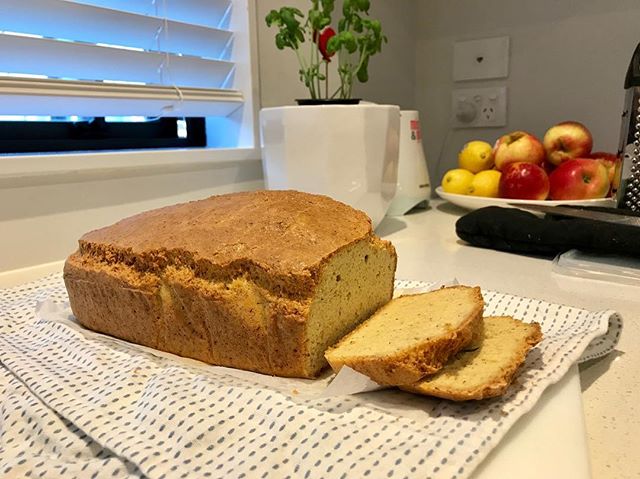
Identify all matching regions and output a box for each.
[0,0,249,117]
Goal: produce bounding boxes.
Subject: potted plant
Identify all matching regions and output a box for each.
[260,0,400,227]
[265,0,387,103]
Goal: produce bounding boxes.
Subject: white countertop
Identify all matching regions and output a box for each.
[0,199,638,478]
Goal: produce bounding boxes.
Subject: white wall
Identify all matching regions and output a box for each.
[257,0,318,106]
[0,159,264,271]
[415,0,640,184]
[353,0,417,109]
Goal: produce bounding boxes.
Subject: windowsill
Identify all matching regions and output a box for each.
[0,147,262,188]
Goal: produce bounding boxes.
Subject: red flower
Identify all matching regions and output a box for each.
[318,27,336,62]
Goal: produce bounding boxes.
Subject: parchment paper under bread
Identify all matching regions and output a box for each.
[0,274,622,479]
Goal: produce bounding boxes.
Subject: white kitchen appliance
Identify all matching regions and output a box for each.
[387,110,431,216]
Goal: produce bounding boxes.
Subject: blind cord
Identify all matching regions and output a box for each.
[152,0,184,116]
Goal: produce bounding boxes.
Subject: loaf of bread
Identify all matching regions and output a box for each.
[401,316,543,400]
[324,286,484,385]
[64,190,397,378]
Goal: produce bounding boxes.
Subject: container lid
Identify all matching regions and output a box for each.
[552,249,640,286]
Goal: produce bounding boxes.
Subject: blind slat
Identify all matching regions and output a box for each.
[0,34,235,89]
[0,78,243,117]
[74,0,232,29]
[0,0,233,59]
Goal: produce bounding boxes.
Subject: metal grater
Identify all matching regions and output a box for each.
[617,42,640,211]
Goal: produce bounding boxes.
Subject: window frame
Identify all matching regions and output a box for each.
[0,0,261,186]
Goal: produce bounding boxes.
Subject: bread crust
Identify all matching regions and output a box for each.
[325,286,484,385]
[64,190,396,378]
[75,190,374,298]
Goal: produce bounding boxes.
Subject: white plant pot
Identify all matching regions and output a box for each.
[260,104,400,227]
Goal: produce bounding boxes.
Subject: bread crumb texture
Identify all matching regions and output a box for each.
[64,190,397,378]
[324,286,484,385]
[401,316,543,401]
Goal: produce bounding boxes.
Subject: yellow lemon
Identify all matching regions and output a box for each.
[458,140,494,173]
[441,168,474,195]
[469,170,502,198]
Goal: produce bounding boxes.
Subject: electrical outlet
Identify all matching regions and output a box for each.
[481,105,496,122]
[452,86,507,128]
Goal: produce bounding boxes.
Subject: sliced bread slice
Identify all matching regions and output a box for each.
[324,286,484,385]
[401,316,543,401]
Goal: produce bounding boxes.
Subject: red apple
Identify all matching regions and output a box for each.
[543,121,593,166]
[493,131,546,171]
[588,151,620,187]
[548,158,610,200]
[499,162,550,200]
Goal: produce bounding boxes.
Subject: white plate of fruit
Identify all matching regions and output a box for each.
[438,122,618,211]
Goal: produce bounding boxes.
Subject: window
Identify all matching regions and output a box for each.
[0,116,206,153]
[0,0,257,155]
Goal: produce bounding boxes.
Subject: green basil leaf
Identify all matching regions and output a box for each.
[357,57,369,82]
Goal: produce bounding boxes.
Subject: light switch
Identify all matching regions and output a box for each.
[453,36,510,81]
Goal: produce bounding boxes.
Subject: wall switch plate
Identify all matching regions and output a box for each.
[452,86,507,128]
[453,36,509,81]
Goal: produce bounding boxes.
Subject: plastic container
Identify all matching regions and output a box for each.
[552,249,640,286]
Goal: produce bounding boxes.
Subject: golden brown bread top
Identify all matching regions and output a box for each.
[77,190,374,280]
